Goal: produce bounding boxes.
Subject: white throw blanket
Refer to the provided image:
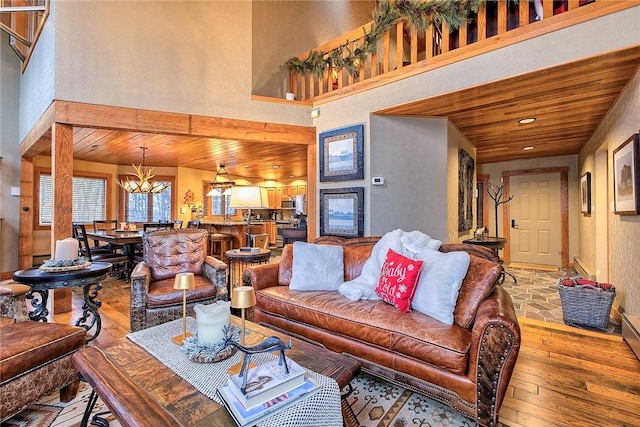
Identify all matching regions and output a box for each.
[338,230,442,301]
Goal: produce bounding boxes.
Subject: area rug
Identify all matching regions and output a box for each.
[1,405,61,427]
[6,372,471,427]
[1,382,121,427]
[345,373,475,427]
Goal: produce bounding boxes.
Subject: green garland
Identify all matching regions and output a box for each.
[286,0,485,78]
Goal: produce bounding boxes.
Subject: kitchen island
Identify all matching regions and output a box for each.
[199,220,268,249]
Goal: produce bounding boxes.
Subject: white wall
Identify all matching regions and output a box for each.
[369,116,449,240]
[252,1,374,98]
[579,71,640,316]
[18,0,55,139]
[1,33,23,273]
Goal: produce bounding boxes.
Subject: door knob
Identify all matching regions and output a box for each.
[511,219,518,229]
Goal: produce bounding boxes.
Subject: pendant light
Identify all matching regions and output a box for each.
[117,147,169,194]
[206,164,236,196]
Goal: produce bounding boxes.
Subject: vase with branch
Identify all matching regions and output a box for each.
[487,182,513,238]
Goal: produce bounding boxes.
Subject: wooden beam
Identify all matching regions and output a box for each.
[51,123,74,313]
[18,158,34,269]
[21,102,55,159]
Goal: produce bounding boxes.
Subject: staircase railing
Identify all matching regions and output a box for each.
[288,0,612,102]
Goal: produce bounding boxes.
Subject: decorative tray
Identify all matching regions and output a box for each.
[39,261,92,272]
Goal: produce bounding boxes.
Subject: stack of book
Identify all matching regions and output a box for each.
[218,357,320,426]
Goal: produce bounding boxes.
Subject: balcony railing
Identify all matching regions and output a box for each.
[288,0,618,102]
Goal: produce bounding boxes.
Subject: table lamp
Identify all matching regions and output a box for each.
[229,186,268,248]
[171,272,195,345]
[231,286,256,346]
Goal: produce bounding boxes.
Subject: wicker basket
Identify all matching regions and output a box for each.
[557,277,615,330]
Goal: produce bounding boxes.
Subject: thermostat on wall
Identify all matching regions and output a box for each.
[372,176,385,186]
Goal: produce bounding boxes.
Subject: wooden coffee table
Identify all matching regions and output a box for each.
[74,316,360,426]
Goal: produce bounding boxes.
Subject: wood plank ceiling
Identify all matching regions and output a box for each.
[44,129,310,182]
[374,46,640,164]
[39,46,640,176]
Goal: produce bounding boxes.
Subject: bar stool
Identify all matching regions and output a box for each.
[210,233,234,261]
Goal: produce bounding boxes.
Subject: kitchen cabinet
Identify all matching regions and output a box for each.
[264,221,277,245]
[267,188,276,209]
[281,186,297,200]
[297,185,306,196]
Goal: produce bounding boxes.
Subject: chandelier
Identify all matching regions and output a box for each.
[206,164,236,196]
[117,147,169,194]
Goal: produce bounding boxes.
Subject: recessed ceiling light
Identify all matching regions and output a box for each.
[522,146,535,151]
[272,165,281,169]
[242,164,250,168]
[518,117,536,124]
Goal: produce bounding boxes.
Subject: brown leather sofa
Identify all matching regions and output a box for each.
[244,236,520,427]
[130,228,228,332]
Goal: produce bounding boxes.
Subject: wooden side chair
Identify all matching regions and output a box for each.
[186,220,200,229]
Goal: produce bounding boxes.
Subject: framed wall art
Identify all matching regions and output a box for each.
[319,187,364,237]
[580,172,591,214]
[319,124,364,182]
[613,133,640,215]
[458,148,475,231]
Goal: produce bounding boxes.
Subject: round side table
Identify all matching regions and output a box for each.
[225,248,271,291]
[12,262,112,341]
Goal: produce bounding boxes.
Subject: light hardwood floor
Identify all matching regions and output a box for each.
[52,277,640,427]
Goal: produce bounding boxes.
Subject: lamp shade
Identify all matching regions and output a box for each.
[173,272,196,290]
[229,186,268,209]
[231,286,256,309]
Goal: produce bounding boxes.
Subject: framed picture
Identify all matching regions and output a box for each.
[319,187,364,237]
[580,172,591,214]
[319,124,364,182]
[613,133,640,215]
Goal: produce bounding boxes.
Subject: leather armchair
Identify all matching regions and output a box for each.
[129,229,228,332]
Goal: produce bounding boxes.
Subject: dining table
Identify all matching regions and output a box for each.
[84,229,143,278]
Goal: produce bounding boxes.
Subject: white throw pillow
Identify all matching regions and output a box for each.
[290,242,344,291]
[411,249,470,325]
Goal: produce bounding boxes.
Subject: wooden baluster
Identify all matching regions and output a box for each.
[478,6,487,41]
[396,22,404,70]
[519,0,530,26]
[543,0,553,18]
[318,70,324,96]
[301,76,307,100]
[426,25,434,60]
[441,21,449,54]
[410,28,418,64]
[383,31,390,73]
[498,0,507,34]
[371,51,378,77]
[348,41,355,86]
[568,0,579,11]
[308,74,314,100]
[458,23,468,48]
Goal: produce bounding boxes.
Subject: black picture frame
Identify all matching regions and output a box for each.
[319,124,364,182]
[319,187,364,237]
[613,133,640,215]
[580,172,591,214]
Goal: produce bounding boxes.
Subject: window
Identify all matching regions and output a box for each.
[121,177,175,222]
[209,193,236,217]
[38,173,107,226]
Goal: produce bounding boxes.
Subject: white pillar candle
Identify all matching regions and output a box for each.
[193,301,231,346]
[55,237,79,261]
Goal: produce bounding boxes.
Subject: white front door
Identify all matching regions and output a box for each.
[509,173,562,266]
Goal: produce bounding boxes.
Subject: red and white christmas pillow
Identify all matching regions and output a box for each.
[375,249,423,312]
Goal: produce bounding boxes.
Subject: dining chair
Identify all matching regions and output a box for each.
[143,222,175,232]
[72,223,130,276]
[173,220,183,229]
[93,220,123,252]
[186,220,200,229]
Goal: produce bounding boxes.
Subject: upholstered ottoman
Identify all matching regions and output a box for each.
[0,321,86,421]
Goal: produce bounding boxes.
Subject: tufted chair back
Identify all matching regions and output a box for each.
[144,229,208,281]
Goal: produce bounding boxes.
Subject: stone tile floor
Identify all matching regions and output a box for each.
[501,265,621,335]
